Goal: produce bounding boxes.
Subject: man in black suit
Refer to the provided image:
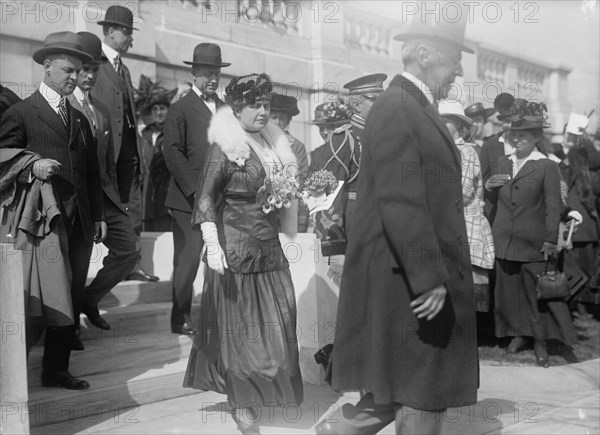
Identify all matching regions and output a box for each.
[92,5,157,283]
[68,32,139,346]
[0,84,21,119]
[163,43,230,335]
[0,32,106,389]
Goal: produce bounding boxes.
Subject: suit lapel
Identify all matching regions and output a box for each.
[31,91,68,142]
[189,92,213,121]
[68,102,81,146]
[422,97,462,167]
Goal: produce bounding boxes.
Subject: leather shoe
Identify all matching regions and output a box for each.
[82,305,111,330]
[125,268,159,282]
[171,322,197,335]
[315,421,339,435]
[42,371,90,390]
[536,356,550,368]
[72,327,85,351]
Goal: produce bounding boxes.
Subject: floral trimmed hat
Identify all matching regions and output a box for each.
[225,73,272,106]
[494,93,550,130]
[311,99,352,125]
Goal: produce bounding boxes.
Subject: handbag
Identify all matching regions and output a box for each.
[320,223,347,257]
[313,344,333,384]
[536,259,570,300]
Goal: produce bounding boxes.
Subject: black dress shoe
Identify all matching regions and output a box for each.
[125,268,159,282]
[72,327,85,351]
[171,322,198,335]
[536,356,550,368]
[42,371,90,390]
[82,305,111,330]
[315,421,339,435]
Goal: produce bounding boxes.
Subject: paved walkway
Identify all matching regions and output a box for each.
[33,359,599,434]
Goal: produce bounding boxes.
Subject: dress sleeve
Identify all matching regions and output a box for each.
[191,143,228,230]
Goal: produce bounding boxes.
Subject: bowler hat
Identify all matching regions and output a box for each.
[183,43,231,67]
[394,4,474,53]
[465,102,495,121]
[343,73,387,97]
[33,31,93,65]
[271,93,299,116]
[77,32,108,64]
[97,5,139,31]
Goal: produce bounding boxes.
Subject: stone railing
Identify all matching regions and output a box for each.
[170,0,300,35]
[343,7,398,57]
[477,49,508,86]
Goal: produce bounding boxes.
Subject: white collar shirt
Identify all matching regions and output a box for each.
[192,84,216,115]
[102,42,120,71]
[401,72,436,106]
[508,149,547,178]
[39,81,63,114]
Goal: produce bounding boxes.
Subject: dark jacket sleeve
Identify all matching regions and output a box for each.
[191,144,227,230]
[366,93,449,295]
[82,119,104,222]
[543,161,562,244]
[583,138,600,170]
[163,102,198,200]
[0,105,34,182]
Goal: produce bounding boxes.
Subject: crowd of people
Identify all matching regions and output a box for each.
[1,4,599,435]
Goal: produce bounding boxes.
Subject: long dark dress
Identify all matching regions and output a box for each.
[182,141,303,408]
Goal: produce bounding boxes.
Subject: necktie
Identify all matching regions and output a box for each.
[114,55,122,77]
[58,97,69,131]
[81,97,97,135]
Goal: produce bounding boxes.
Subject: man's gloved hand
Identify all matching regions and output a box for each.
[32,159,61,180]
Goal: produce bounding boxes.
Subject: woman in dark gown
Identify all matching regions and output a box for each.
[183,74,303,435]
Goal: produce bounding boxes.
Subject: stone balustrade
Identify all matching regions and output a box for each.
[343,7,398,57]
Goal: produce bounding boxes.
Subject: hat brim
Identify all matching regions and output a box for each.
[272,107,300,117]
[311,119,349,126]
[393,32,475,54]
[508,124,551,130]
[97,20,138,31]
[33,47,93,65]
[183,61,231,67]
[466,107,496,120]
[441,113,473,126]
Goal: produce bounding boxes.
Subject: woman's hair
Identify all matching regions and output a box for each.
[225,73,272,114]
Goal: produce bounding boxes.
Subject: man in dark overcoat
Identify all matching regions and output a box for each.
[316,12,479,435]
[0,32,106,389]
[163,43,229,334]
[68,31,138,343]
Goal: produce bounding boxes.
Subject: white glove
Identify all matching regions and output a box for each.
[567,210,583,225]
[201,222,228,275]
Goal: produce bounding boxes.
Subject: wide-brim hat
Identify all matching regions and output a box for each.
[438,99,473,126]
[494,94,551,130]
[33,31,93,65]
[393,4,474,54]
[143,88,178,114]
[465,102,495,121]
[97,5,139,31]
[77,31,108,64]
[183,43,231,67]
[271,93,299,116]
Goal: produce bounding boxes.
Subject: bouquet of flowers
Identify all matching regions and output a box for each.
[257,167,302,214]
[303,169,338,197]
[301,169,344,215]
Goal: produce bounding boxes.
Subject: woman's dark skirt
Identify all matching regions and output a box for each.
[183,266,303,408]
[494,259,577,344]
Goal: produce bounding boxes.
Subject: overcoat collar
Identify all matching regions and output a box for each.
[389,74,461,166]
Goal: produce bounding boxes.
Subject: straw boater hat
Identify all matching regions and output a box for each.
[393,4,474,53]
[183,43,231,67]
[438,99,473,127]
[97,5,139,31]
[33,31,93,65]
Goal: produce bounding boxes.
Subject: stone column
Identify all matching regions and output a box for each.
[0,243,29,434]
[547,65,572,135]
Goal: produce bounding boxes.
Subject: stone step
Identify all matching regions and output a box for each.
[26,322,198,428]
[95,279,173,309]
